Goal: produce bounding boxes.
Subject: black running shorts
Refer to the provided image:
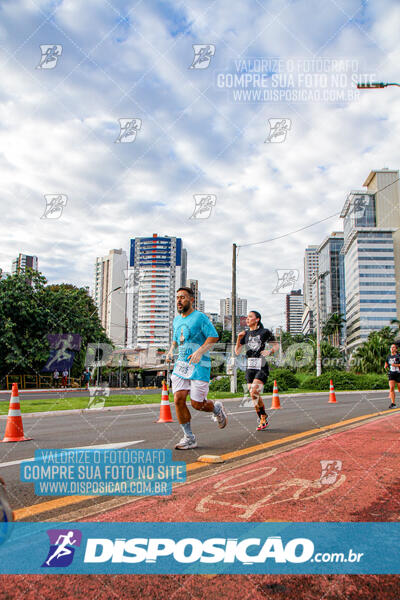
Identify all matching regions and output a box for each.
[388,372,400,382]
[245,368,269,385]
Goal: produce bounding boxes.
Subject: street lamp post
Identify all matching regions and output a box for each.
[90,285,122,386]
[315,271,322,377]
[311,269,330,377]
[357,82,400,89]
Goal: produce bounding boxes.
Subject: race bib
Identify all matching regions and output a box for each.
[174,361,195,378]
[247,357,262,370]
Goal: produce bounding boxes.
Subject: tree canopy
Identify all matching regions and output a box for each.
[0,270,111,384]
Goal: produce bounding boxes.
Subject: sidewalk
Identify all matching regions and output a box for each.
[1,412,399,600]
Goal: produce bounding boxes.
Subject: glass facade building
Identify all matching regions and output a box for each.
[341,192,397,352]
[317,233,345,342]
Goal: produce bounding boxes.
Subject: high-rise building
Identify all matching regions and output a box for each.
[181,249,187,289]
[12,254,38,274]
[317,232,345,340]
[286,289,304,334]
[302,246,319,334]
[186,279,205,312]
[340,169,400,353]
[187,279,200,309]
[303,246,319,308]
[127,234,187,348]
[219,296,248,323]
[94,249,127,347]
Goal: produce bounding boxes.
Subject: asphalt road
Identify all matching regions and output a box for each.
[0,388,161,401]
[0,390,393,519]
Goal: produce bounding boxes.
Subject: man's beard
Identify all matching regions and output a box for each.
[177,303,189,314]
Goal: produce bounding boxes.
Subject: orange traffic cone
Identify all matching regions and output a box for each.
[270,380,281,409]
[328,380,337,403]
[1,383,32,442]
[156,380,174,423]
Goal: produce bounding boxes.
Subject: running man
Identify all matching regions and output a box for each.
[45,531,77,566]
[235,311,279,430]
[384,343,400,408]
[166,287,227,450]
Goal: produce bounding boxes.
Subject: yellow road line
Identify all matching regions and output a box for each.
[187,407,400,471]
[14,407,399,519]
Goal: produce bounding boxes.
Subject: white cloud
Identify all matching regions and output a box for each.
[0,0,400,328]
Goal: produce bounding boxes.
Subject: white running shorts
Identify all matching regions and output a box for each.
[171,374,209,402]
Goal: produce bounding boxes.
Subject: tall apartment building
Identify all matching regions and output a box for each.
[302,246,319,334]
[340,169,400,353]
[94,249,127,347]
[126,234,187,348]
[286,289,304,334]
[187,279,205,312]
[219,296,248,323]
[187,279,200,309]
[12,254,38,274]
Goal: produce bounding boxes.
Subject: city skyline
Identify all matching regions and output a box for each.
[1,1,400,330]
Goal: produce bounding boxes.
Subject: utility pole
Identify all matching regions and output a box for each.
[230,243,237,393]
[315,268,322,377]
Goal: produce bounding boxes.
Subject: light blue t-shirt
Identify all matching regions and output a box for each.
[172,310,218,382]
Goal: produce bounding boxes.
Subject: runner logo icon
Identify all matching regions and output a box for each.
[42,529,82,568]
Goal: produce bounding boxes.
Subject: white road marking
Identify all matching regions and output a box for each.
[0,440,145,469]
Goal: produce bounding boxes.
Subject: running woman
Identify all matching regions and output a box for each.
[235,311,279,430]
[166,287,227,450]
[384,343,400,409]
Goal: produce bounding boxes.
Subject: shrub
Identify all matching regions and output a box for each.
[299,371,387,391]
[268,368,299,391]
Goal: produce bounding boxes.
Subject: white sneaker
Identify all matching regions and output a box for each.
[175,435,197,450]
[212,401,227,429]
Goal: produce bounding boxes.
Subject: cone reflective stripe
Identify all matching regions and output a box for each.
[1,383,32,442]
[156,380,173,423]
[329,380,337,403]
[270,380,281,409]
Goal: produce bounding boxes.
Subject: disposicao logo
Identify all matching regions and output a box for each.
[42,529,82,568]
[83,536,314,564]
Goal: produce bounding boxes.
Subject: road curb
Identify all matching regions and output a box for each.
[0,389,390,419]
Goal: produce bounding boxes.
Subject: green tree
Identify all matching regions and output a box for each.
[0,270,111,384]
[351,326,396,374]
[322,312,346,347]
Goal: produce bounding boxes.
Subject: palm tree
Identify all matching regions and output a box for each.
[322,313,346,347]
[352,327,396,373]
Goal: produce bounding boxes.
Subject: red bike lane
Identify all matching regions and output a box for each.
[2,413,400,600]
[90,411,400,524]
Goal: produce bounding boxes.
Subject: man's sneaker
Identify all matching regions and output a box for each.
[257,415,268,431]
[388,403,396,409]
[212,401,227,429]
[175,436,197,450]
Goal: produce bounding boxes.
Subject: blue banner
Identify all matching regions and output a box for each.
[0,522,398,574]
[20,449,186,496]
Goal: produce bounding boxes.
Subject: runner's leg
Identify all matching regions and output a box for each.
[250,378,268,429]
[190,381,227,428]
[172,376,196,447]
[389,380,395,405]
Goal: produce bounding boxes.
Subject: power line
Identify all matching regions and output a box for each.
[237,175,400,249]
[238,212,341,248]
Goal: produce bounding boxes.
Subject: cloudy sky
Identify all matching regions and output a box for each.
[1,0,399,329]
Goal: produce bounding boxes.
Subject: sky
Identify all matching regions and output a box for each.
[0,0,400,329]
